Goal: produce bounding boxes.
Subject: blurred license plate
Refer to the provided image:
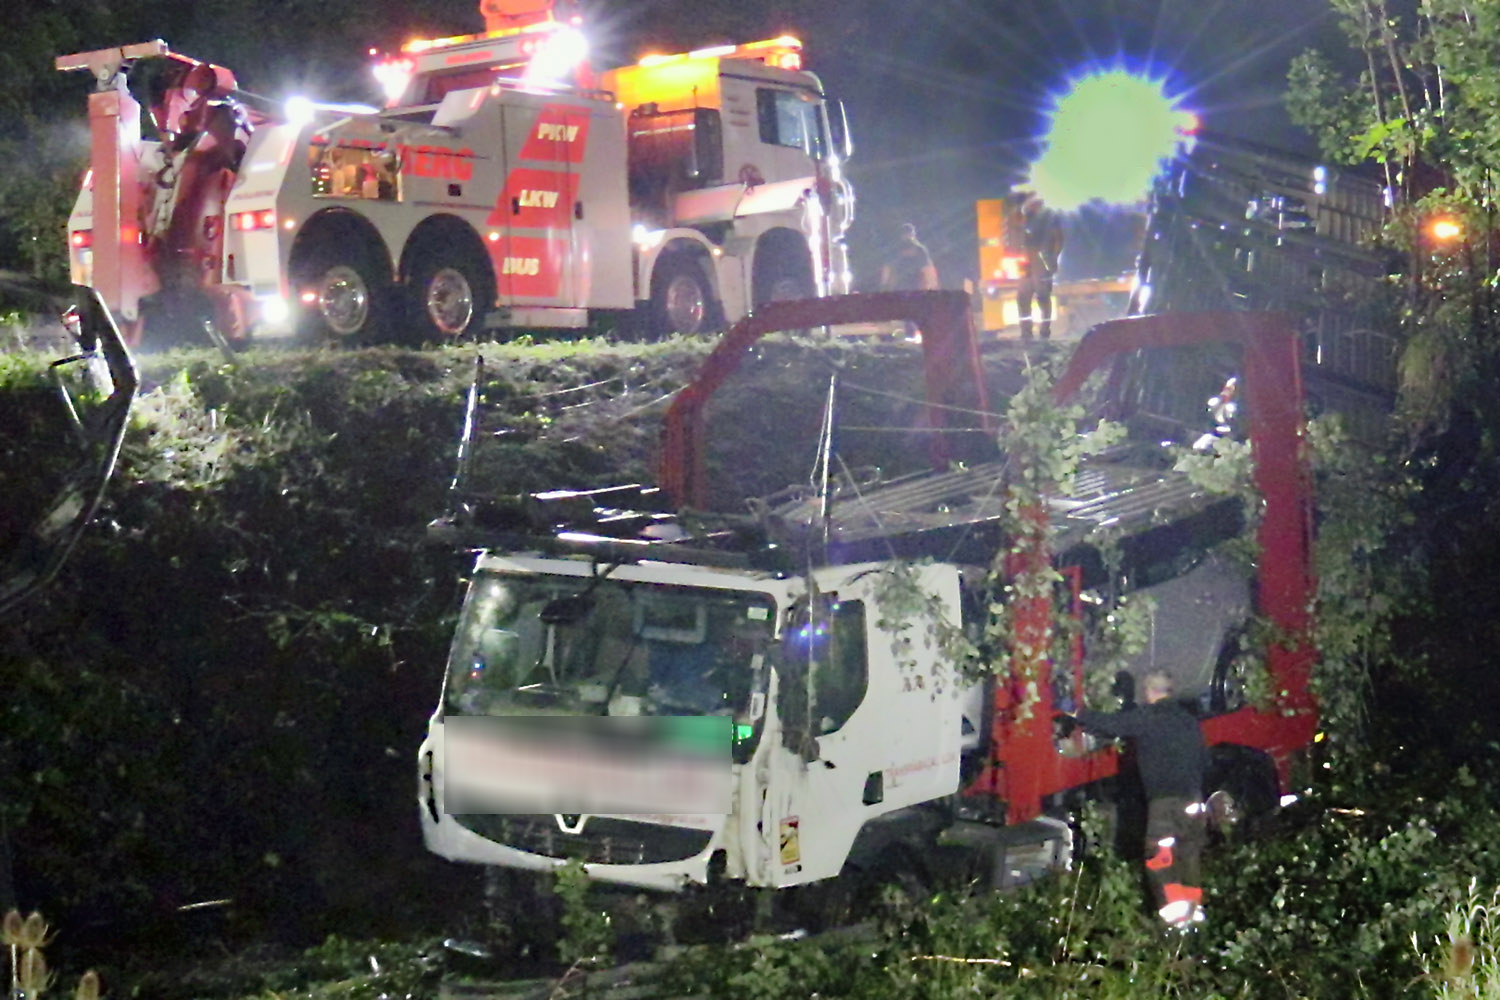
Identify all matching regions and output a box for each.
[443,715,732,815]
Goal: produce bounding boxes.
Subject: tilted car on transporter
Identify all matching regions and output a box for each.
[1130,131,1397,442]
[58,0,854,347]
[416,290,1319,903]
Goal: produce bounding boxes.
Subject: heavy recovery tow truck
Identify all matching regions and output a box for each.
[416,290,1316,904]
[58,0,854,348]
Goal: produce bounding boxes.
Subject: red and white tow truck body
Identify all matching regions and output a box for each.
[58,0,854,346]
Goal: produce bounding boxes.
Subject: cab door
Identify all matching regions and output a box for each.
[763,564,963,887]
[490,93,590,307]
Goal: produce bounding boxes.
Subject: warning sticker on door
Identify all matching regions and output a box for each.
[779,816,801,865]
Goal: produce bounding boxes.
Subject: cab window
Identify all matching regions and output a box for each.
[783,596,867,734]
[756,88,826,159]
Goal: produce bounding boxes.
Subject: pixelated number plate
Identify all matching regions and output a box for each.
[443,715,732,815]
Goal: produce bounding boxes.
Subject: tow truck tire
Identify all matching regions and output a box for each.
[1205,749,1279,841]
[409,247,493,344]
[753,251,815,308]
[648,254,716,339]
[752,248,816,337]
[292,240,393,347]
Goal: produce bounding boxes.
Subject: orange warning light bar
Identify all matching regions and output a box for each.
[637,35,802,71]
[402,18,560,55]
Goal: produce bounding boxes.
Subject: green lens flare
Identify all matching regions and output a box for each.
[1030,71,1196,211]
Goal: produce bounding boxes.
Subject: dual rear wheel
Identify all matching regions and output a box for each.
[295,239,809,345]
[293,238,491,346]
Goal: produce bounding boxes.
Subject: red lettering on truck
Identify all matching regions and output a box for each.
[488,167,576,228]
[519,105,591,163]
[399,145,476,181]
[486,234,566,299]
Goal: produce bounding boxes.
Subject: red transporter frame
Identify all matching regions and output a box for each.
[974,310,1318,823]
[660,299,1318,827]
[659,290,993,508]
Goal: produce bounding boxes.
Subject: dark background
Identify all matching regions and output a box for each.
[7,0,1343,291]
[600,0,1342,287]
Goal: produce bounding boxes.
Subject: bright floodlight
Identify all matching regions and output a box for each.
[373,57,415,105]
[284,95,316,127]
[1029,71,1197,211]
[1429,217,1463,242]
[525,26,589,84]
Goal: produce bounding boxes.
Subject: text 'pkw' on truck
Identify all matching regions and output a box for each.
[417,290,1318,902]
[57,0,854,349]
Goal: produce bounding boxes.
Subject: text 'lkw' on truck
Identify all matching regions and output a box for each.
[58,0,854,348]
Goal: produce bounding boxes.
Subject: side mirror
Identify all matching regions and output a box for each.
[826,99,852,161]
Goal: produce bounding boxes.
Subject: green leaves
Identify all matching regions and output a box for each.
[553,860,611,969]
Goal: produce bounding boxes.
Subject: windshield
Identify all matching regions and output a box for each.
[445,572,775,728]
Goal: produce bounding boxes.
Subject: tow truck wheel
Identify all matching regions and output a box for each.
[752,251,816,335]
[649,255,715,338]
[293,243,392,346]
[753,253,814,307]
[317,266,371,337]
[761,272,812,305]
[410,249,491,343]
[1205,750,1279,841]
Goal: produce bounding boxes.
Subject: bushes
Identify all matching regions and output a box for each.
[0,340,698,967]
[0,334,943,991]
[645,771,1500,999]
[3,330,1493,997]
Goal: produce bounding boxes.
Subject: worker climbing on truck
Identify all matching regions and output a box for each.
[1059,671,1209,929]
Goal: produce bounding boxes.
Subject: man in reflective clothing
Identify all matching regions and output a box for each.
[1061,671,1208,927]
[1016,194,1065,341]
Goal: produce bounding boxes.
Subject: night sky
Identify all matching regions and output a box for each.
[597,0,1346,287]
[37,0,1347,290]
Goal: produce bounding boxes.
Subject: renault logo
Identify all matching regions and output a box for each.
[555,814,588,834]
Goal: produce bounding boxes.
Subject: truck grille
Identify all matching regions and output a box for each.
[453,814,713,865]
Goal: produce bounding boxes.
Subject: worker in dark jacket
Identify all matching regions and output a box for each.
[1016,195,1064,341]
[1060,671,1208,928]
[879,223,939,340]
[880,223,939,293]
